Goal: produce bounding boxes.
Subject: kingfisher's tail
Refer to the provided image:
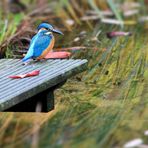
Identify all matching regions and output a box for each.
[22,55,32,62]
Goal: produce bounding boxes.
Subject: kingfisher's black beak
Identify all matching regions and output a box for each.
[52,28,64,35]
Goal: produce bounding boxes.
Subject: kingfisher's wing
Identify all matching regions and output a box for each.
[33,34,52,57]
[22,35,37,62]
[22,34,52,62]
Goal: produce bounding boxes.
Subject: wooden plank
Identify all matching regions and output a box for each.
[0,59,88,111]
[5,88,55,112]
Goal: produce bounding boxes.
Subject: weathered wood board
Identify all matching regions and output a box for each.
[0,59,87,111]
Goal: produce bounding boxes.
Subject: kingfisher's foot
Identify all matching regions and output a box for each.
[22,59,33,65]
[39,59,48,63]
[22,62,30,66]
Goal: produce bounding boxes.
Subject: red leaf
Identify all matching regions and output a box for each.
[45,52,71,59]
[107,31,132,38]
[9,70,40,79]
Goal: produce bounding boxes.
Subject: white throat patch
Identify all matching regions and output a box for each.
[45,32,52,35]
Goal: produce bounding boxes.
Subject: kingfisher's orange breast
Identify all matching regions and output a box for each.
[37,36,55,60]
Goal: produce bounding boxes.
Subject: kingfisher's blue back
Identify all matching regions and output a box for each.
[22,30,53,62]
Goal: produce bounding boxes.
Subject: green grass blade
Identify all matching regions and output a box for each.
[107,0,123,28]
[88,0,104,19]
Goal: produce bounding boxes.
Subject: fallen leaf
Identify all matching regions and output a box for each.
[107,31,132,38]
[9,70,40,79]
[45,52,71,59]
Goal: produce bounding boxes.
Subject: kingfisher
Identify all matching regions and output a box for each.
[22,23,63,62]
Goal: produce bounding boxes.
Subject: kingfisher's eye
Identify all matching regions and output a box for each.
[48,29,53,32]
